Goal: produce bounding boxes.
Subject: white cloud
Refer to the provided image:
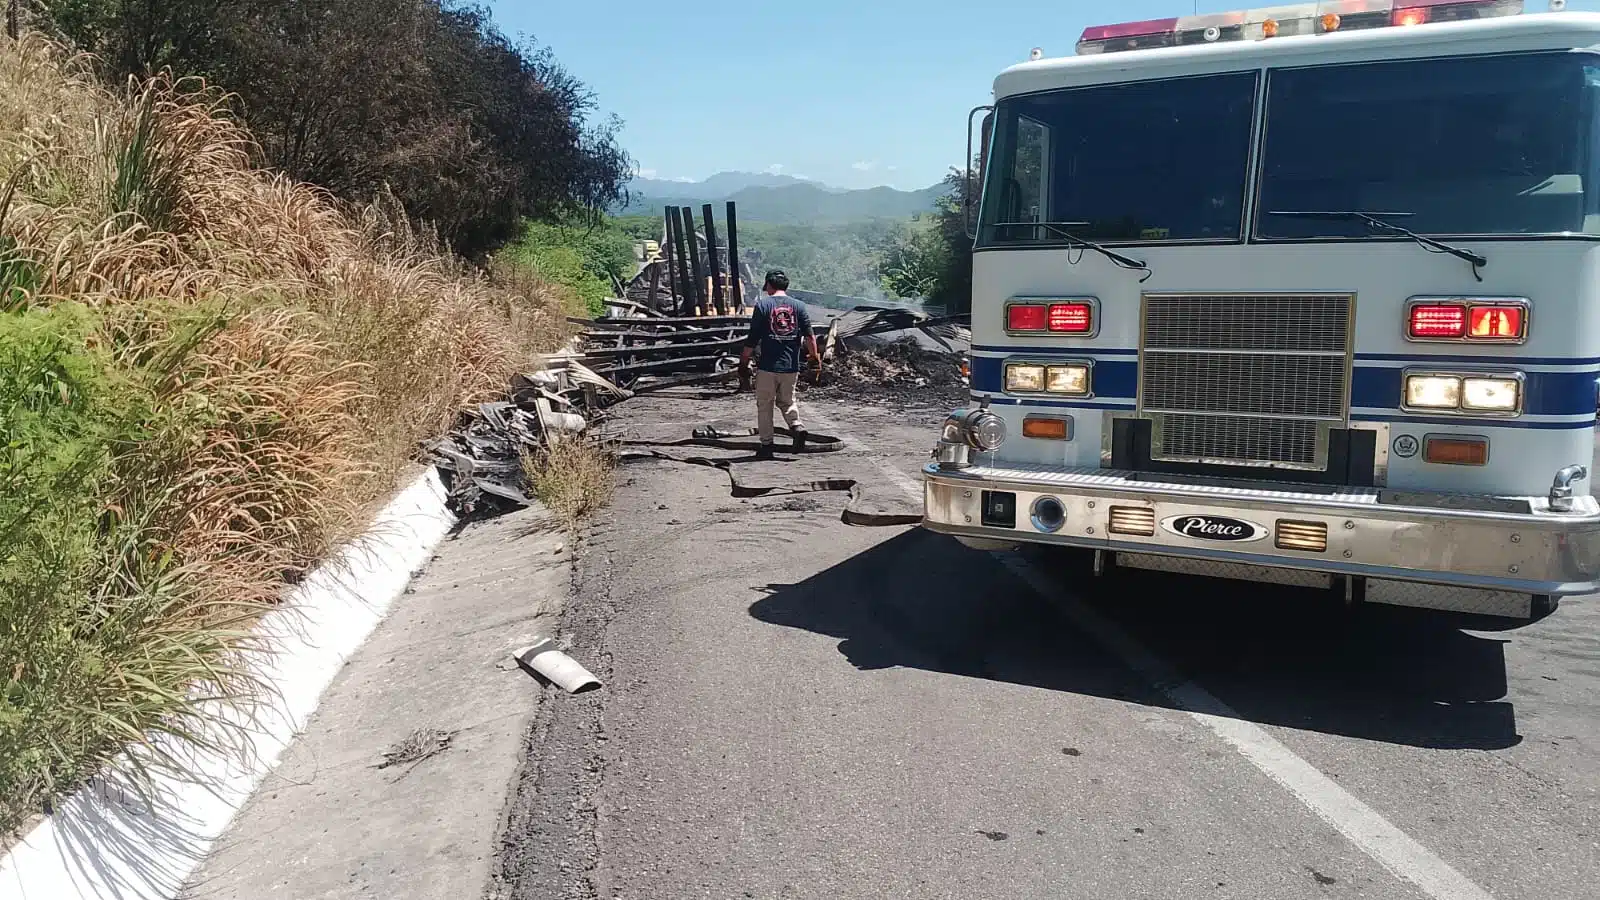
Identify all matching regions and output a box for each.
[636,167,658,179]
[765,163,785,174]
[851,160,878,172]
[671,176,695,183]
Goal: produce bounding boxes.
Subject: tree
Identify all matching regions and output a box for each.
[45,0,632,256]
[873,170,972,312]
[927,168,977,314]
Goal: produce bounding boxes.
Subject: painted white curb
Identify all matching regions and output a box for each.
[0,468,456,900]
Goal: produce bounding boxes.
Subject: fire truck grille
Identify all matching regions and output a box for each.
[1157,414,1322,467]
[1140,294,1352,468]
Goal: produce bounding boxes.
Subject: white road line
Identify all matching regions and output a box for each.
[810,413,1497,900]
[999,559,1495,900]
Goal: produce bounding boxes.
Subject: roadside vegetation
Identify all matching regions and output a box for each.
[0,23,611,833]
[497,216,638,318]
[522,439,618,531]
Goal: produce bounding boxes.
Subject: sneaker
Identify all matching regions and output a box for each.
[755,444,776,461]
[791,429,807,452]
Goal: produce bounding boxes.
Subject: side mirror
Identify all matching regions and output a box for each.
[965,105,994,241]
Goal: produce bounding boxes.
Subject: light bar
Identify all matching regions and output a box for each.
[1075,0,1525,55]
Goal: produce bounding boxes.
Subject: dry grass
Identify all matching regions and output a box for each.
[0,35,569,833]
[522,438,617,531]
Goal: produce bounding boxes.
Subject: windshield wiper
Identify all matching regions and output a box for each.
[1267,210,1487,282]
[991,220,1153,282]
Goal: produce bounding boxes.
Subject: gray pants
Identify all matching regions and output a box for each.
[755,370,803,444]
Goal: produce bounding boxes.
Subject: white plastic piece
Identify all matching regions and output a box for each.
[514,639,602,694]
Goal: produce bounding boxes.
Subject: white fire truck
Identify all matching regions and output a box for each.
[923,0,1600,619]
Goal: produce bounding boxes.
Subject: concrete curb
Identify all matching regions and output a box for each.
[0,469,455,900]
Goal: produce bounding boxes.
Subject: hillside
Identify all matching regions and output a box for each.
[622,172,947,224]
[0,35,570,834]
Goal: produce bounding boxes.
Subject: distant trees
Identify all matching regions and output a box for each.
[878,170,974,312]
[45,0,631,256]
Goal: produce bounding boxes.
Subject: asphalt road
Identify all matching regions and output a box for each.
[490,387,1600,900]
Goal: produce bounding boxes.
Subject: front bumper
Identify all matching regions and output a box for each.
[923,463,1600,596]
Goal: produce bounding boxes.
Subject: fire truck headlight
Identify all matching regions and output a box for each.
[1462,376,1522,412]
[1005,363,1046,393]
[1403,371,1523,413]
[1404,374,1463,410]
[1046,364,1091,396]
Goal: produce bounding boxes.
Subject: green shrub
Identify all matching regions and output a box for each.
[0,305,127,819]
[503,217,636,318]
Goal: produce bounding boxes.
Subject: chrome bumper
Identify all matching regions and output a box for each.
[922,463,1600,597]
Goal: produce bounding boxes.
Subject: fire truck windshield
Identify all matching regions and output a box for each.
[979,50,1600,250]
[1258,51,1600,240]
[978,71,1258,247]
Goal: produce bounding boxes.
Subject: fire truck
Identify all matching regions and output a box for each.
[922,0,1600,619]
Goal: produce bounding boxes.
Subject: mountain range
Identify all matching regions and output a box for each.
[620,171,947,224]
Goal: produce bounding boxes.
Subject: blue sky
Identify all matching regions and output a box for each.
[487,1,1600,192]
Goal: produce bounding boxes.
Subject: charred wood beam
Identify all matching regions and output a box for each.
[663,206,681,307]
[581,330,747,347]
[726,201,743,312]
[589,355,733,376]
[679,206,707,315]
[579,336,746,359]
[601,298,668,318]
[629,369,740,393]
[577,315,751,329]
[672,206,697,316]
[702,203,727,316]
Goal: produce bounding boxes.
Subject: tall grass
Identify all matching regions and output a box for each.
[0,35,569,833]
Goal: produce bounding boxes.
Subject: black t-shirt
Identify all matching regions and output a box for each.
[745,294,812,373]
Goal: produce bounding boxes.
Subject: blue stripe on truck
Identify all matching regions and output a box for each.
[970,354,1600,417]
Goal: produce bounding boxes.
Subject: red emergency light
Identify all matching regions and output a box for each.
[1407,300,1528,342]
[1408,303,1468,338]
[1048,302,1095,333]
[1074,0,1528,56]
[1006,300,1097,335]
[1468,305,1525,340]
[1007,303,1049,332]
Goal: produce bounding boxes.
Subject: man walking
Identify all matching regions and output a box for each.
[739,270,821,460]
